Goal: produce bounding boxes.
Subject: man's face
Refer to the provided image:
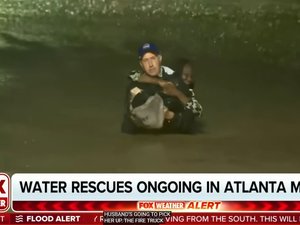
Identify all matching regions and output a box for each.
[140,52,161,77]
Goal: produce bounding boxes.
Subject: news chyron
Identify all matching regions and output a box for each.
[0,173,10,212]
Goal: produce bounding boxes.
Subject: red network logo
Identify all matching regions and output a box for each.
[0,173,10,212]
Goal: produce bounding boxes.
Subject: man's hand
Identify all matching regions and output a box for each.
[161,82,180,97]
[138,73,190,105]
[164,110,175,120]
[163,107,175,120]
[158,79,172,88]
[162,82,191,105]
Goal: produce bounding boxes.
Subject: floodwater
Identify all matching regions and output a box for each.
[0,0,299,173]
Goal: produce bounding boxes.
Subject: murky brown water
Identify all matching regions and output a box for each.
[0,45,299,173]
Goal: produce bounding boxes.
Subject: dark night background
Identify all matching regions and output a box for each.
[0,0,299,173]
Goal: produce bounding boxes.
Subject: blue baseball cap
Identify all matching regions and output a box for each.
[138,43,160,60]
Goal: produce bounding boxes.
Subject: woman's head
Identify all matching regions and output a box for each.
[175,58,194,88]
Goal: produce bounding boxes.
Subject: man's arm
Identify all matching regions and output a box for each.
[129,70,202,117]
[164,93,202,134]
[130,71,171,88]
[161,82,190,104]
[136,73,191,105]
[164,83,202,117]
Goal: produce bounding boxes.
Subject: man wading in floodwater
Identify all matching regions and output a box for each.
[121,43,202,134]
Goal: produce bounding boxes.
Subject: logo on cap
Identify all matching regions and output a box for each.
[138,43,160,59]
[142,43,150,49]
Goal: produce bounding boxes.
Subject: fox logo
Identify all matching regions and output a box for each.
[0,173,9,212]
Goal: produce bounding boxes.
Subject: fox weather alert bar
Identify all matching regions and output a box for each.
[1,173,300,224]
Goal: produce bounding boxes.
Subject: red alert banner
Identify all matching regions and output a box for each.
[2,212,300,224]
[11,201,300,212]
